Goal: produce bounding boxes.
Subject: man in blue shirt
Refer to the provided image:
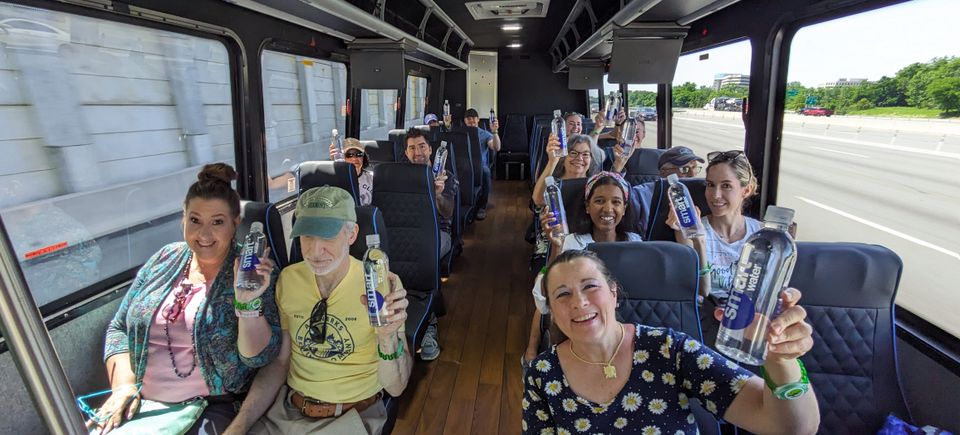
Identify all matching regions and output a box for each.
[463,108,500,220]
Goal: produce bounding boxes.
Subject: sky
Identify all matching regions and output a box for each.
[607,0,960,93]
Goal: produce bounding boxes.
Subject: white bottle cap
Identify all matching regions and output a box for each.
[667,173,680,183]
[553,109,562,117]
[545,176,556,187]
[366,234,380,246]
[332,128,339,136]
[249,222,264,233]
[764,206,795,226]
[440,140,447,148]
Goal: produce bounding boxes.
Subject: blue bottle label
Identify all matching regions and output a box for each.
[675,197,697,228]
[365,269,385,315]
[558,130,566,152]
[548,196,563,226]
[722,261,763,330]
[239,244,260,272]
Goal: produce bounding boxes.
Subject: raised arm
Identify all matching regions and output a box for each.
[532,134,562,208]
[488,118,502,152]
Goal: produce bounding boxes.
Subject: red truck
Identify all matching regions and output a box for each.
[800,106,834,116]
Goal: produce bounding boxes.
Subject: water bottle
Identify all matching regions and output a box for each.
[621,117,638,156]
[443,99,451,118]
[363,234,391,327]
[235,222,265,290]
[716,206,797,366]
[604,93,615,126]
[613,92,622,121]
[550,109,567,158]
[433,141,449,180]
[543,176,568,240]
[332,129,344,162]
[489,109,496,128]
[666,174,705,239]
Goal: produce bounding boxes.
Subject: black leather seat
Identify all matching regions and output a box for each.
[371,163,443,350]
[497,113,529,180]
[789,242,912,434]
[444,130,479,224]
[587,241,721,435]
[458,126,485,199]
[297,161,361,206]
[363,140,396,163]
[604,148,666,186]
[644,178,709,241]
[388,128,408,162]
[431,135,463,274]
[237,200,288,268]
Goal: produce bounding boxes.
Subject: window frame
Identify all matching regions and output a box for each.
[402,70,432,129]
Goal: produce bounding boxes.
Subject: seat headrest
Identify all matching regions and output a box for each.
[363,140,396,163]
[238,200,288,268]
[588,241,699,303]
[297,161,361,206]
[350,206,389,260]
[789,242,901,308]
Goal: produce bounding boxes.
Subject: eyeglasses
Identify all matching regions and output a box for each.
[567,150,591,160]
[707,150,745,163]
[677,165,702,176]
[344,150,365,158]
[76,384,142,424]
[309,298,328,343]
[163,283,201,323]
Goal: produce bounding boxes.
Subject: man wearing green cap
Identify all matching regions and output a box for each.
[227,186,412,435]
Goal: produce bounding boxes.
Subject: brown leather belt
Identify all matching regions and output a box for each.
[291,390,381,418]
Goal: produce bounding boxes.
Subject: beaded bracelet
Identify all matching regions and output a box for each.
[378,337,405,361]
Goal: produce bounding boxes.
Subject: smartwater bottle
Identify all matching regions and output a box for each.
[332,129,344,162]
[235,222,265,290]
[621,117,638,156]
[433,141,449,180]
[613,92,622,121]
[363,234,391,327]
[604,93,615,126]
[716,206,797,366]
[489,108,496,123]
[443,99,451,118]
[550,109,567,158]
[667,174,705,239]
[543,176,568,240]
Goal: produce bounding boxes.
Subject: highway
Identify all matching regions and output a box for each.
[646,111,960,337]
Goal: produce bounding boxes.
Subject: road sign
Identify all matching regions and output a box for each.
[805,95,818,106]
[786,89,798,97]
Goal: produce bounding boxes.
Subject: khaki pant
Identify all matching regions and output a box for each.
[249,385,387,435]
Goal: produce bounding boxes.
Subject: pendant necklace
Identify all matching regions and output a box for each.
[568,323,625,379]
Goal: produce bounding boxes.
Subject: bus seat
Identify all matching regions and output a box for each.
[604,148,666,186]
[430,133,462,276]
[532,125,550,184]
[597,137,618,149]
[498,113,529,180]
[460,126,486,192]
[388,128,408,161]
[443,130,477,227]
[363,140,396,163]
[297,161,361,206]
[238,200,288,268]
[586,241,721,435]
[530,116,552,183]
[371,163,443,350]
[789,242,912,434]
[644,178,709,242]
[582,119,595,134]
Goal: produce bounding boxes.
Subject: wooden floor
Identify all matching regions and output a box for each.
[393,180,537,435]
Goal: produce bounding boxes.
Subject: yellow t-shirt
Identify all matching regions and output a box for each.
[277,258,399,402]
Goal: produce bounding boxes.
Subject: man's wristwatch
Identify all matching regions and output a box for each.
[760,359,810,400]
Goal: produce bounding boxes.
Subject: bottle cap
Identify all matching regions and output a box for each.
[366,234,380,246]
[249,222,264,233]
[667,173,679,183]
[764,206,795,225]
[440,140,447,149]
[545,176,556,187]
[553,109,562,117]
[332,128,339,136]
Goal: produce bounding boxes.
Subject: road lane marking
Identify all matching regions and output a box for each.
[794,196,960,261]
[810,146,870,159]
[674,116,960,160]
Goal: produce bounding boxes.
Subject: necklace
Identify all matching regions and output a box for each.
[568,323,625,379]
[162,253,200,378]
[714,216,746,243]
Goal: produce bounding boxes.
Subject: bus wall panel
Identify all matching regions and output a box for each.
[498,53,582,120]
[897,338,960,432]
[442,69,467,121]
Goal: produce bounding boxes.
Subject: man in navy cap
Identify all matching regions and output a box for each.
[622,146,706,237]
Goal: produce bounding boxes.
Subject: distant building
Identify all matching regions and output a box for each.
[820,78,867,88]
[713,73,750,91]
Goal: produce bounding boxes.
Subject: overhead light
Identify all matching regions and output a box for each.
[508,42,522,48]
[502,24,522,31]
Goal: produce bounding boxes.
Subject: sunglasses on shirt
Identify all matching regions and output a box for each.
[309,298,328,343]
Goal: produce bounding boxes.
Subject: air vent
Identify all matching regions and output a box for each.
[465,1,550,20]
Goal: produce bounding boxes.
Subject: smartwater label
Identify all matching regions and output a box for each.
[239,245,260,271]
[676,197,697,229]
[722,259,764,330]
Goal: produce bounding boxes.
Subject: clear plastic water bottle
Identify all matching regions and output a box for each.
[543,176,568,240]
[489,108,496,122]
[443,99,451,118]
[363,234,391,327]
[613,92,622,121]
[716,206,797,366]
[604,93,615,126]
[621,117,638,156]
[550,109,567,158]
[235,222,265,290]
[433,141,449,180]
[332,129,344,162]
[666,174,705,239]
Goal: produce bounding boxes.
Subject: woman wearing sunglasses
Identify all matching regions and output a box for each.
[329,138,373,206]
[667,150,761,345]
[93,163,281,435]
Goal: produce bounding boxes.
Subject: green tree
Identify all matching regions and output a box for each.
[927,76,960,114]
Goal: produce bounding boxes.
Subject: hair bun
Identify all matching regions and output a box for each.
[197,163,237,185]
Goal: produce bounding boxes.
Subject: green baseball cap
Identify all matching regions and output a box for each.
[291,186,357,239]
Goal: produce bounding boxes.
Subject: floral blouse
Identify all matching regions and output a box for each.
[522,324,754,434]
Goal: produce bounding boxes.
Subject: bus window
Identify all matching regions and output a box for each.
[359,89,399,140]
[778,0,960,338]
[0,3,236,307]
[403,75,428,129]
[626,84,658,148]
[670,40,752,158]
[587,88,600,118]
[261,50,347,201]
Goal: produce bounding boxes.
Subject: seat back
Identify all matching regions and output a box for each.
[645,178,709,241]
[501,113,528,153]
[586,241,702,339]
[597,137,618,149]
[238,201,288,268]
[371,163,440,294]
[297,161,361,206]
[364,140,396,163]
[460,126,485,189]
[789,242,911,434]
[388,128,408,161]
[443,131,476,215]
[615,148,665,186]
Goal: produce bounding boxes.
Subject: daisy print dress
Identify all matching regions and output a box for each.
[522,324,754,434]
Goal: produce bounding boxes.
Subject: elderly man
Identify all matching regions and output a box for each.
[226,186,412,435]
[619,145,706,237]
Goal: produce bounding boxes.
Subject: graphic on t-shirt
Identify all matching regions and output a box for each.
[710,251,740,296]
[294,314,356,361]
